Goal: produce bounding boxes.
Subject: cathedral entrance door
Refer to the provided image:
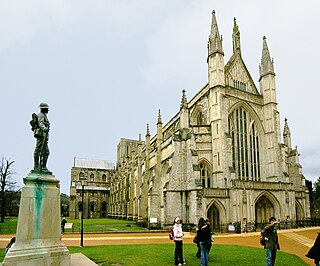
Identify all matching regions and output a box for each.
[207,204,220,231]
[255,196,274,226]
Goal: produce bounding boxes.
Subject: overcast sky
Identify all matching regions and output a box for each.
[0,0,319,195]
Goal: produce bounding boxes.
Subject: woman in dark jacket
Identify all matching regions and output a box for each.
[197,217,212,266]
[306,232,320,266]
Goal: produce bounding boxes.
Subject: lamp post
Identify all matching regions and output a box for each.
[80,177,86,247]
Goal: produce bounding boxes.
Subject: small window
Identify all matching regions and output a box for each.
[78,202,83,212]
[90,173,94,182]
[102,174,106,182]
[90,202,95,212]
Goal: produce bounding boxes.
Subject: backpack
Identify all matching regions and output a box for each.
[260,228,269,246]
[169,228,174,240]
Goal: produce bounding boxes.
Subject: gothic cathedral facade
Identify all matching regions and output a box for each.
[76,10,311,230]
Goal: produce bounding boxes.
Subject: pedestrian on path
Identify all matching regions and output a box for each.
[173,217,185,266]
[5,237,15,255]
[306,232,320,266]
[264,217,280,266]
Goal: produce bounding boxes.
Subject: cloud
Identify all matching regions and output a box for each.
[0,0,71,50]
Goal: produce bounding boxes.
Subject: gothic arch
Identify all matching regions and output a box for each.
[228,102,264,180]
[198,159,212,188]
[255,191,281,223]
[206,199,227,225]
[228,101,265,134]
[191,105,204,125]
[295,200,304,221]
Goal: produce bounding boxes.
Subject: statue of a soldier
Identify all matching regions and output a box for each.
[30,103,51,173]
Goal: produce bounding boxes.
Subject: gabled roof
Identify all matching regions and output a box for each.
[225,51,260,95]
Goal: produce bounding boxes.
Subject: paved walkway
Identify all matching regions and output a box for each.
[0,227,319,265]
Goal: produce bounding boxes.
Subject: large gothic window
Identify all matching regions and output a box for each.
[200,162,211,188]
[228,107,260,180]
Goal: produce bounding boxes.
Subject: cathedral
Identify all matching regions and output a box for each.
[71,10,311,231]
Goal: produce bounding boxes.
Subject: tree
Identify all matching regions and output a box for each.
[314,177,320,215]
[306,179,314,214]
[60,193,69,217]
[0,157,16,222]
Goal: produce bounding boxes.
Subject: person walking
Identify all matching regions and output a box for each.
[197,217,212,266]
[5,237,15,255]
[264,217,280,266]
[306,232,320,266]
[61,217,67,233]
[173,217,185,265]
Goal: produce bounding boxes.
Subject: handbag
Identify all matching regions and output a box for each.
[193,235,198,244]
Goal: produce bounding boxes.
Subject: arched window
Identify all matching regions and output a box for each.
[101,202,107,211]
[199,162,211,188]
[228,107,260,180]
[90,173,94,182]
[79,172,84,180]
[102,174,106,182]
[90,202,95,212]
[197,112,204,125]
[78,202,83,212]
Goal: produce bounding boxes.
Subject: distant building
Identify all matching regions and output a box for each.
[69,157,115,219]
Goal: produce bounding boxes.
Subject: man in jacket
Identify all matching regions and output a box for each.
[264,217,280,266]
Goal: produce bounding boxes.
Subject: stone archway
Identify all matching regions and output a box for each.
[295,200,304,221]
[207,203,221,230]
[255,195,274,224]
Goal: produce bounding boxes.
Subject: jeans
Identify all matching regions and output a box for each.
[174,240,183,265]
[266,249,277,266]
[199,241,209,266]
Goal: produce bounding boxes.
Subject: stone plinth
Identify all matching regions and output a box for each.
[3,172,70,266]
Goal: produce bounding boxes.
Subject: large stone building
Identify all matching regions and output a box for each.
[69,10,310,231]
[69,157,115,219]
[108,11,310,231]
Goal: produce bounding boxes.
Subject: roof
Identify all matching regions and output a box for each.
[73,157,115,170]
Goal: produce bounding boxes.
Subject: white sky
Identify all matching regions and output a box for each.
[0,0,319,195]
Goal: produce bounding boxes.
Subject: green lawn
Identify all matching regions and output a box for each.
[67,244,307,266]
[0,217,147,234]
[65,217,148,233]
[0,243,307,265]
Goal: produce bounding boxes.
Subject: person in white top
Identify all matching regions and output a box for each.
[173,217,186,265]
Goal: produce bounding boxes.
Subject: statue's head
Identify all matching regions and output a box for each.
[39,102,49,113]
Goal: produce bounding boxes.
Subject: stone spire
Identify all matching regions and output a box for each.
[259,36,275,80]
[208,10,223,56]
[157,109,163,142]
[283,118,292,149]
[180,89,188,110]
[232,17,241,54]
[146,123,150,137]
[157,109,162,125]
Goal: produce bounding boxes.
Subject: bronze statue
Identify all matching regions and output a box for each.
[30,103,51,173]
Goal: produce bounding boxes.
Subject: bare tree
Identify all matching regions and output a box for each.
[0,157,16,222]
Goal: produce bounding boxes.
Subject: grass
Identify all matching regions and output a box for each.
[0,217,147,234]
[67,244,308,266]
[0,218,17,234]
[65,217,147,233]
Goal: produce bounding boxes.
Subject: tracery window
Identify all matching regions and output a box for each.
[197,112,204,125]
[228,107,260,180]
[199,162,211,188]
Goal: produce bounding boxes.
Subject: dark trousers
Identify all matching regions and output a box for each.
[174,240,183,265]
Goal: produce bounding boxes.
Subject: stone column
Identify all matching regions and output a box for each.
[3,172,70,266]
